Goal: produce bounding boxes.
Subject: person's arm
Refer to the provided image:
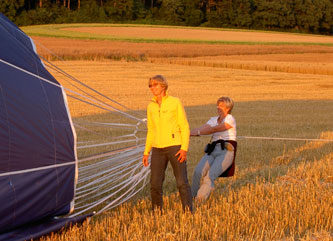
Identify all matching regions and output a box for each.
[142,106,154,166]
[190,124,210,136]
[190,122,233,136]
[176,99,190,162]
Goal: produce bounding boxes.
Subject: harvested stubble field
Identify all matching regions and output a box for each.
[29,25,333,240]
[51,60,333,117]
[33,41,333,76]
[62,26,333,44]
[29,24,333,75]
[32,36,333,60]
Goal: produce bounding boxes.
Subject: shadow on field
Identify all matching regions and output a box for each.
[182,99,333,195]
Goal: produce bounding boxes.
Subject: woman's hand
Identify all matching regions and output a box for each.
[190,128,200,136]
[142,155,149,167]
[175,149,187,162]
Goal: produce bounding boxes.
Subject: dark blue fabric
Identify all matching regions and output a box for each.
[0,13,78,238]
[0,166,76,233]
[0,213,93,241]
[0,13,35,54]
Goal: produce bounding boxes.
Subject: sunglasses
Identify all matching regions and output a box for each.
[148,83,159,88]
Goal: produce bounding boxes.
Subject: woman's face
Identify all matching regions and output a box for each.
[149,81,165,97]
[217,101,230,117]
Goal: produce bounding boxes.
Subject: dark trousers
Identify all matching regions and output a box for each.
[150,145,193,212]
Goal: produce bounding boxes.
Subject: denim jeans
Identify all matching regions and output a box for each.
[150,145,193,212]
[191,143,234,200]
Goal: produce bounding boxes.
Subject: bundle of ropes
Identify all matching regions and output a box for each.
[34,43,151,216]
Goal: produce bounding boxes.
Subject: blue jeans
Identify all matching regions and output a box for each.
[192,143,234,200]
[150,145,192,212]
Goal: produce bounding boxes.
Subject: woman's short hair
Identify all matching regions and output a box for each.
[149,75,168,91]
[217,96,234,114]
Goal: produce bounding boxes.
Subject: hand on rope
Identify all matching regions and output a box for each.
[175,149,187,163]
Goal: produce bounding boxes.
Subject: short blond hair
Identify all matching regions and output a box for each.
[148,75,168,91]
[217,96,234,114]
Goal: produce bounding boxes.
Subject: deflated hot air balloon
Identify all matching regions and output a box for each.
[0,13,84,241]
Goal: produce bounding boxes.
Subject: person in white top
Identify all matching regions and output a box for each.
[190,96,237,201]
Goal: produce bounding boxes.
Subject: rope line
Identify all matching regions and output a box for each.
[45,61,145,121]
[36,42,145,118]
[77,138,146,149]
[0,58,144,123]
[238,136,333,142]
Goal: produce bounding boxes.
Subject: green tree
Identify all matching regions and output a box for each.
[104,0,135,21]
[233,0,253,28]
[294,0,319,32]
[252,0,295,30]
[183,0,204,26]
[206,0,234,28]
[68,0,105,22]
[132,0,147,20]
[313,0,333,34]
[159,0,186,25]
[0,0,25,21]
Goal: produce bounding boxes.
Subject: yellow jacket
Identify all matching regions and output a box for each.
[144,94,190,155]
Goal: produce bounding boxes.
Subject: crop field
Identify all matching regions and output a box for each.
[61,26,333,44]
[23,25,333,240]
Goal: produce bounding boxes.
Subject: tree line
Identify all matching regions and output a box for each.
[1,0,333,34]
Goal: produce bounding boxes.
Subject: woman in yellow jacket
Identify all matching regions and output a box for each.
[142,75,192,212]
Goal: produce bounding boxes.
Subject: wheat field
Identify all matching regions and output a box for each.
[28,25,333,240]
